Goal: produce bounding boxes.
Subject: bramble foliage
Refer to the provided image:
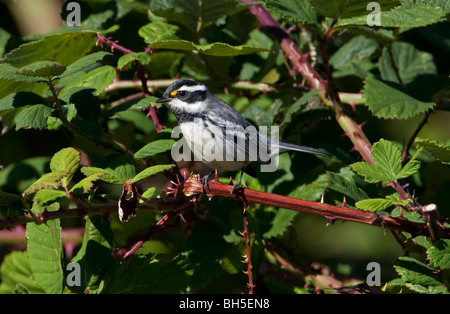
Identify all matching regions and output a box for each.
[0,0,449,294]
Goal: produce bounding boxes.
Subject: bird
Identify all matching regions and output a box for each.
[155,79,332,194]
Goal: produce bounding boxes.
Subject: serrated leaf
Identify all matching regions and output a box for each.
[0,251,45,294]
[351,139,421,184]
[427,239,450,270]
[26,219,64,294]
[70,172,106,194]
[72,216,113,293]
[263,209,298,238]
[415,138,450,165]
[134,139,176,159]
[150,0,241,33]
[394,256,442,287]
[22,170,69,198]
[355,198,410,212]
[280,89,320,129]
[117,52,151,70]
[263,0,320,27]
[379,42,437,85]
[58,65,116,102]
[329,35,378,72]
[148,40,271,57]
[16,61,66,77]
[131,164,174,184]
[138,21,179,43]
[363,76,435,119]
[3,31,97,68]
[58,51,112,79]
[33,189,67,205]
[50,147,80,187]
[14,104,53,130]
[81,167,120,184]
[310,0,399,19]
[327,168,369,202]
[0,91,48,111]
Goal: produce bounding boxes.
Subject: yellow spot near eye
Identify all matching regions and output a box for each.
[170,90,178,96]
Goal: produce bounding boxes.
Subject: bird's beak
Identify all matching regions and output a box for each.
[155,95,171,103]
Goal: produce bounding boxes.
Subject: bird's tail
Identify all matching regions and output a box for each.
[277,141,333,158]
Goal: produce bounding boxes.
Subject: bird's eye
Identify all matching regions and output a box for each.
[177,90,187,97]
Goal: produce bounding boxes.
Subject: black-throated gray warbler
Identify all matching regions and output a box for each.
[156,79,332,193]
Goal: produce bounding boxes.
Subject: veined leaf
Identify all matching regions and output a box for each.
[33,189,67,205]
[14,104,53,130]
[394,256,443,287]
[50,147,80,188]
[427,239,450,270]
[0,91,48,111]
[356,198,411,212]
[263,208,298,238]
[263,0,320,27]
[363,76,435,119]
[81,167,120,184]
[3,31,97,68]
[379,42,437,85]
[0,251,45,294]
[117,52,151,70]
[138,21,179,43]
[58,51,112,79]
[150,0,241,33]
[58,65,116,102]
[351,139,421,184]
[415,138,450,165]
[22,170,69,198]
[26,219,64,294]
[327,168,369,202]
[148,40,271,57]
[16,61,66,78]
[310,0,399,19]
[70,172,106,194]
[131,164,175,184]
[134,139,176,159]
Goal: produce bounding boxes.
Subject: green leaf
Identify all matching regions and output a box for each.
[280,89,320,129]
[362,76,435,119]
[58,65,116,102]
[263,0,320,27]
[0,91,48,111]
[327,168,369,202]
[3,31,97,68]
[131,164,175,184]
[329,35,378,75]
[72,216,113,293]
[33,189,67,205]
[134,139,176,159]
[0,64,48,99]
[0,251,45,294]
[379,42,437,85]
[337,1,449,28]
[81,155,137,185]
[263,209,298,238]
[16,61,66,77]
[310,0,399,19]
[81,167,120,185]
[415,138,450,165]
[351,139,420,184]
[70,172,106,194]
[355,198,410,212]
[427,239,450,270]
[58,51,112,79]
[150,0,241,33]
[26,219,64,294]
[50,147,80,188]
[394,256,442,287]
[138,21,179,43]
[102,254,190,293]
[117,52,151,70]
[22,170,69,198]
[147,40,271,57]
[14,104,53,130]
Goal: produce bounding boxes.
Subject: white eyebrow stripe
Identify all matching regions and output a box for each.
[178,84,207,92]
